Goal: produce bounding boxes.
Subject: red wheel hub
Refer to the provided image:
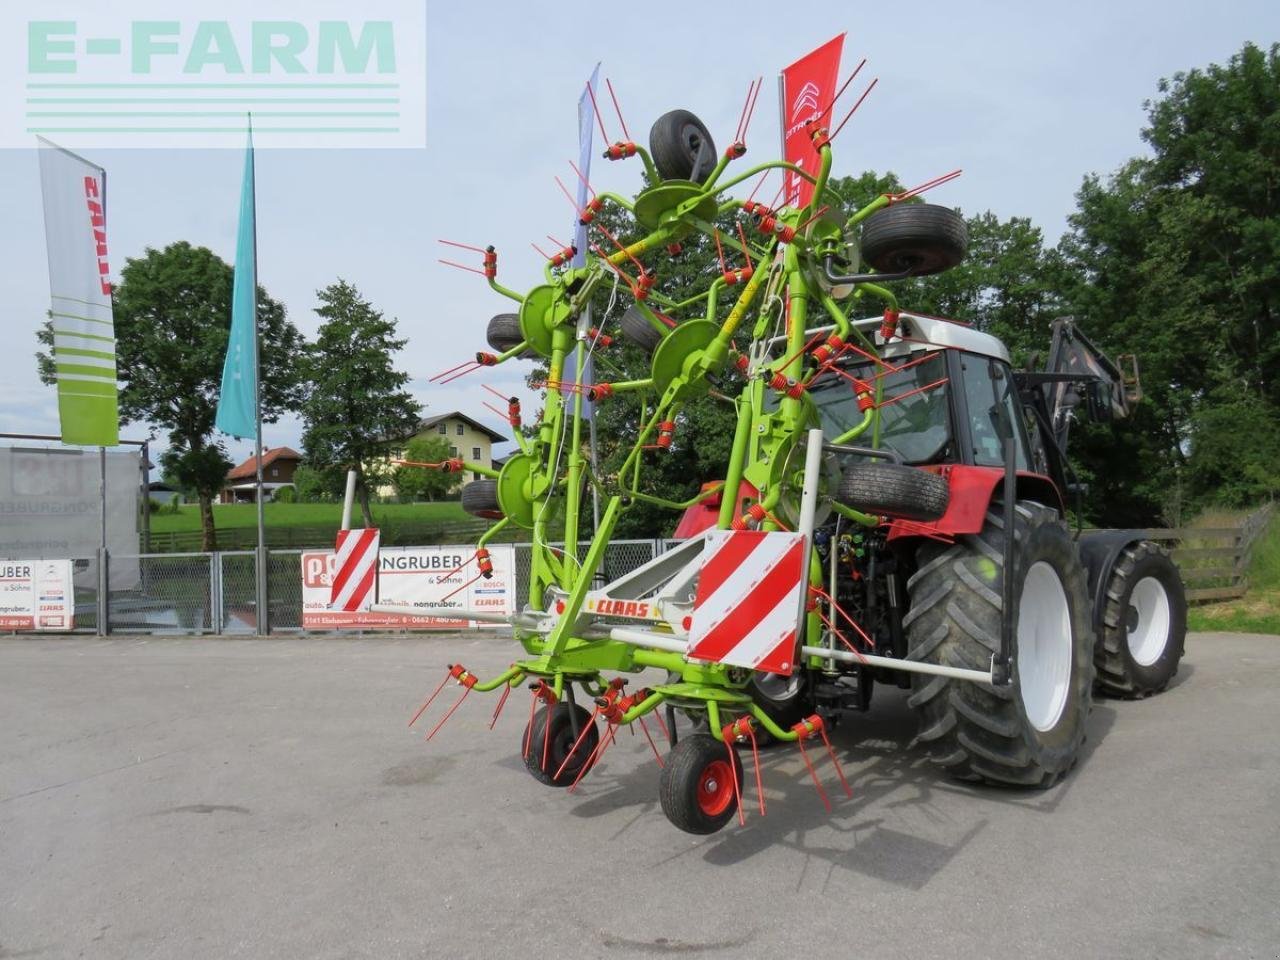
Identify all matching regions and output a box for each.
[696,759,734,816]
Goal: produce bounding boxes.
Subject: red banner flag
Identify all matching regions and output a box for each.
[780,34,845,210]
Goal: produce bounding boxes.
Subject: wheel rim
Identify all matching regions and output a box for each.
[696,760,734,816]
[1017,561,1073,733]
[754,672,802,702]
[1126,576,1171,667]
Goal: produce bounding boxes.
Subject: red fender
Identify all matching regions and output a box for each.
[672,481,757,539]
[887,465,1064,541]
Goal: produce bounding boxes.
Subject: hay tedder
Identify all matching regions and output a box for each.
[385,57,1187,834]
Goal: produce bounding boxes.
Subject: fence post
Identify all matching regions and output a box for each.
[211,552,223,635]
[96,547,110,636]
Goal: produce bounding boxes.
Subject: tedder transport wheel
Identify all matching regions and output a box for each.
[1094,541,1186,697]
[460,479,503,520]
[523,702,599,787]
[860,203,968,277]
[836,462,950,523]
[904,501,1094,787]
[619,304,666,354]
[649,109,717,183]
[659,734,744,834]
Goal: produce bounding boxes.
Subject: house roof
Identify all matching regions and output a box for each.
[416,411,508,444]
[225,446,301,481]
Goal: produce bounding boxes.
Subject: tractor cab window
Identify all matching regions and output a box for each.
[959,354,1028,469]
[809,350,953,465]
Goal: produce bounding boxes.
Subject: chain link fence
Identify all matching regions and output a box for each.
[51,538,682,636]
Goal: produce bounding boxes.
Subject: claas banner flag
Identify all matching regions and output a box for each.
[37,139,119,447]
[780,34,845,210]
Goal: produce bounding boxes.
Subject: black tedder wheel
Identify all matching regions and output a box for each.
[649,109,717,183]
[1094,541,1187,697]
[904,501,1094,787]
[860,203,968,276]
[658,733,744,834]
[836,462,950,522]
[486,313,534,359]
[619,304,667,354]
[522,702,599,787]
[460,479,503,520]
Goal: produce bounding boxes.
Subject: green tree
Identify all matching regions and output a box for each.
[36,241,304,549]
[292,463,344,503]
[299,280,421,526]
[392,435,461,501]
[1059,42,1280,521]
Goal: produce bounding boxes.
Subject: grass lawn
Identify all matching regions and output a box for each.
[1188,508,1280,635]
[150,501,468,533]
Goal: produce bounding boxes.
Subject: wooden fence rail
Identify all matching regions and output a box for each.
[1123,503,1274,603]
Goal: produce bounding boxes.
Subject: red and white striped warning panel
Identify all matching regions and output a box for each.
[330,528,380,612]
[686,530,809,675]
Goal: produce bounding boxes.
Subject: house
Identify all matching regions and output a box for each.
[376,412,508,497]
[221,446,301,503]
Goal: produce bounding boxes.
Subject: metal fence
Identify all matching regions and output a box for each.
[55,539,675,636]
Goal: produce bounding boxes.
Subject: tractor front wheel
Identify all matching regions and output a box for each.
[904,501,1094,787]
[522,703,599,787]
[658,734,743,834]
[1094,541,1186,697]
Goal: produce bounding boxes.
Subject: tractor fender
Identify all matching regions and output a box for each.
[1076,529,1152,634]
[886,464,1064,541]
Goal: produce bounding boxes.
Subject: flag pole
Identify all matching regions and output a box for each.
[249,114,268,635]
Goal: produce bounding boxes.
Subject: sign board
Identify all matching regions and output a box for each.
[0,558,75,631]
[300,544,515,630]
[0,446,140,590]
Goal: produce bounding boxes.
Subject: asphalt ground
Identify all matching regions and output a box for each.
[1,631,1278,960]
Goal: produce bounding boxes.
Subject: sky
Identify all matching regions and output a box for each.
[1,0,1276,473]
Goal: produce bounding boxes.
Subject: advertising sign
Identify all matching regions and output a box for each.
[300,544,515,630]
[0,558,75,631]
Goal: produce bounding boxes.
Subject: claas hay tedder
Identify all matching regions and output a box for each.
[389,55,1186,834]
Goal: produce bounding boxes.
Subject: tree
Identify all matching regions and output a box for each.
[1058,42,1280,521]
[292,463,345,503]
[392,435,462,501]
[299,280,421,525]
[36,241,304,549]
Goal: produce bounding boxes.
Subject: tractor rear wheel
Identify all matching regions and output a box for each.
[522,702,599,787]
[1094,541,1186,697]
[904,501,1094,787]
[658,733,743,834]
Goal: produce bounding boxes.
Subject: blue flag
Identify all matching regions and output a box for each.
[570,64,601,412]
[215,126,258,440]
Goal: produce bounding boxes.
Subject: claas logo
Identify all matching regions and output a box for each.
[585,598,654,619]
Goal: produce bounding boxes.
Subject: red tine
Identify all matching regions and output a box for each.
[568,159,597,198]
[554,175,578,209]
[818,725,853,799]
[531,241,552,260]
[637,717,664,768]
[604,78,631,141]
[408,671,452,727]
[553,707,601,780]
[714,229,727,273]
[735,222,753,269]
[892,169,963,202]
[726,735,746,826]
[437,259,488,277]
[813,58,866,125]
[585,78,608,141]
[740,77,763,144]
[796,736,831,812]
[878,377,949,408]
[437,238,487,253]
[425,686,471,741]
[831,78,879,141]
[745,169,770,206]
[488,682,513,730]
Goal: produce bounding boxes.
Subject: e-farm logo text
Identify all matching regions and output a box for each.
[4,2,426,149]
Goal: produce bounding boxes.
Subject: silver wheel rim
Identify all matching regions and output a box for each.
[1127,576,1171,667]
[1018,561,1073,733]
[754,672,802,702]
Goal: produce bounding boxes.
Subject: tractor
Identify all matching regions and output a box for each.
[392,69,1186,834]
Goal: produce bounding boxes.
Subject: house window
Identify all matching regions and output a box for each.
[437,423,447,435]
[456,423,465,436]
[474,471,482,481]
[449,446,458,457]
[471,446,481,460]
[270,467,279,478]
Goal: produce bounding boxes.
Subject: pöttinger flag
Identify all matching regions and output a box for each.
[216,126,258,440]
[37,138,119,447]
